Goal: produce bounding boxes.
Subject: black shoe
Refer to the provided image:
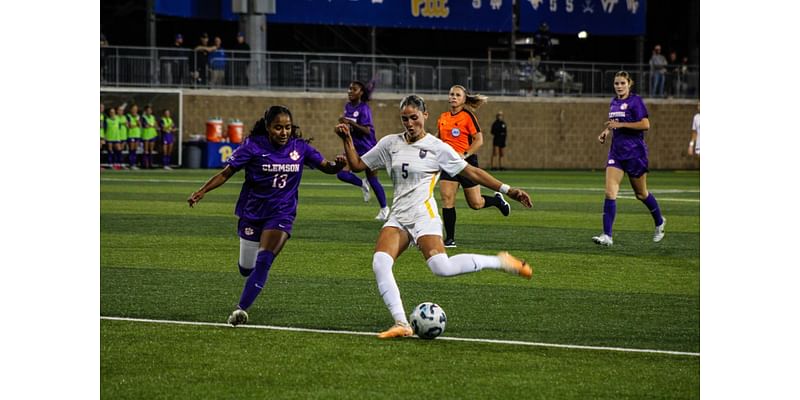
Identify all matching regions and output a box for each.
[444,238,457,248]
[495,192,510,217]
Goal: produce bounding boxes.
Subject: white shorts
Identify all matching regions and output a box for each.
[382,215,443,245]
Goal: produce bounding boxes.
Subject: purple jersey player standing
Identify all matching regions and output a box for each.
[336,80,390,221]
[188,105,345,326]
[593,71,666,246]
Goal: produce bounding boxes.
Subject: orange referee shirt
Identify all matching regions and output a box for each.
[437,109,481,155]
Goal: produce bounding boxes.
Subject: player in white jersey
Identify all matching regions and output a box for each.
[688,102,700,156]
[335,94,534,339]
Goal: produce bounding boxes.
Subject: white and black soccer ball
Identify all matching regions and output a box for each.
[410,302,447,339]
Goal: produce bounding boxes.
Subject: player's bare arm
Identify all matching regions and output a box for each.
[188,165,236,207]
[334,123,368,172]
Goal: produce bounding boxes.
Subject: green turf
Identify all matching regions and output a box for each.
[101,168,700,399]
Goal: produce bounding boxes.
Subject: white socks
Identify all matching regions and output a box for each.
[239,238,260,271]
[372,252,408,324]
[426,253,502,277]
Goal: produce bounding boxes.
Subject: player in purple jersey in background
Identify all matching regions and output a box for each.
[336,80,391,220]
[593,71,666,246]
[188,105,346,326]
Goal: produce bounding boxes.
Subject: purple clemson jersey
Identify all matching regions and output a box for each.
[343,102,376,155]
[608,93,649,161]
[226,135,324,222]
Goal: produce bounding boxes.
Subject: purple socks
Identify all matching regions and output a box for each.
[237,250,275,310]
[367,175,387,208]
[336,171,362,187]
[603,198,616,237]
[641,193,664,226]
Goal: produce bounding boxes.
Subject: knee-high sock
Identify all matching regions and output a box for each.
[367,175,387,208]
[373,252,407,324]
[237,250,275,310]
[114,148,123,165]
[163,153,171,167]
[481,194,500,209]
[336,170,362,187]
[603,199,616,237]
[129,146,138,166]
[426,253,502,277]
[640,193,664,226]
[442,207,456,240]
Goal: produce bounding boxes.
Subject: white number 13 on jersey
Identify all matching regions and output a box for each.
[272,174,288,188]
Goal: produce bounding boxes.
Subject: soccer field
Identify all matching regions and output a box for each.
[100,168,700,399]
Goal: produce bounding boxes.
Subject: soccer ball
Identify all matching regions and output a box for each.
[410,302,447,339]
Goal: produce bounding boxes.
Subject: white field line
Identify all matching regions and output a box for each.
[100,316,699,357]
[100,178,700,200]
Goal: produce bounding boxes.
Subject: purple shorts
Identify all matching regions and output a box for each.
[237,217,294,241]
[607,156,649,178]
[162,133,175,145]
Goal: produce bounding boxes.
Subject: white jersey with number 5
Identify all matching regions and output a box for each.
[361,132,467,225]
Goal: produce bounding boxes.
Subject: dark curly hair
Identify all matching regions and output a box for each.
[248,105,312,143]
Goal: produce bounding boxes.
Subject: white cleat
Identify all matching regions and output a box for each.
[375,207,390,221]
[653,217,666,242]
[592,234,614,246]
[361,178,371,202]
[227,309,248,326]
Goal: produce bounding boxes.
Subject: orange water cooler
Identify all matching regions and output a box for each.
[227,119,244,143]
[205,118,223,142]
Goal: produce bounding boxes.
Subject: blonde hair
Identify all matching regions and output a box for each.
[450,85,488,110]
[614,71,634,88]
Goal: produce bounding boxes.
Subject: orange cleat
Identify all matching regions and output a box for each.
[497,251,533,280]
[377,322,413,339]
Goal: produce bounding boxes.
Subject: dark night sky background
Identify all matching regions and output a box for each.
[101,0,699,64]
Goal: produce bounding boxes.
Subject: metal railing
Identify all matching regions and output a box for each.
[100,46,699,98]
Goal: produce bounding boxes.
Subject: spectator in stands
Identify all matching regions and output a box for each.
[141,105,159,168]
[593,71,666,247]
[666,50,679,98]
[126,105,143,169]
[209,36,227,86]
[335,80,389,221]
[649,44,668,97]
[437,85,510,248]
[232,32,251,86]
[160,109,176,170]
[164,34,188,85]
[688,102,700,157]
[490,111,508,170]
[187,105,346,327]
[532,22,553,81]
[677,56,691,97]
[100,33,109,82]
[193,33,213,85]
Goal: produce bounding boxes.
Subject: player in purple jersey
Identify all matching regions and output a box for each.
[593,71,666,246]
[188,105,346,326]
[335,95,534,339]
[336,80,391,220]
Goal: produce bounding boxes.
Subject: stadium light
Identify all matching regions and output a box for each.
[578,31,588,39]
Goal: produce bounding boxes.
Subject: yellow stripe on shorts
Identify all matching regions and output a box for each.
[423,172,440,218]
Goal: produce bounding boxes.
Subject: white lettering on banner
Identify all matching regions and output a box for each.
[490,0,502,10]
[528,0,544,11]
[601,0,618,13]
[626,0,639,13]
[566,0,574,12]
[583,0,594,13]
[411,0,449,18]
[472,0,481,9]
[550,0,557,12]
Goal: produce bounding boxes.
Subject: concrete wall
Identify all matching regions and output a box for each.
[183,90,700,170]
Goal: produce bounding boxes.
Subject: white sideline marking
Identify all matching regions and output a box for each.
[100,316,699,357]
[100,178,700,199]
